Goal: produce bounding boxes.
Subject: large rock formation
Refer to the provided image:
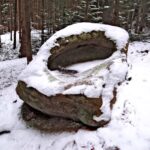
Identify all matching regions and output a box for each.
[16,23,129,132]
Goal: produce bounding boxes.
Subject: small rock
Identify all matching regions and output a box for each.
[0,130,11,135]
[141,50,149,53]
[13,100,17,103]
[127,77,132,81]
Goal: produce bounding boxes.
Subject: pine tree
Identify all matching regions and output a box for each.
[72,0,102,23]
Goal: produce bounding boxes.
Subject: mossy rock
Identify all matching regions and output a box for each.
[48,31,117,70]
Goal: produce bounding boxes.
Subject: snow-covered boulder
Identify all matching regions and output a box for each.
[16,23,129,131]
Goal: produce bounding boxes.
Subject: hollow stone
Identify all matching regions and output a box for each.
[48,31,117,70]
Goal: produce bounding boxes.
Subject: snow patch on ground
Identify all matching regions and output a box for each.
[0,32,20,61]
[0,41,150,149]
[0,58,26,90]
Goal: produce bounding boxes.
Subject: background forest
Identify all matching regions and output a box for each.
[0,0,150,62]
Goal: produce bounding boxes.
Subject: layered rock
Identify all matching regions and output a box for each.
[48,31,117,70]
[17,81,116,127]
[16,23,129,131]
[21,103,85,132]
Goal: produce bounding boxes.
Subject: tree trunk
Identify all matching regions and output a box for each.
[138,0,147,33]
[52,0,56,33]
[18,0,22,42]
[112,0,119,26]
[41,0,45,45]
[13,0,17,49]
[9,1,13,41]
[20,0,32,64]
[47,0,52,35]
[0,1,1,19]
[0,1,2,48]
[85,0,89,21]
[0,35,1,48]
[102,0,113,25]
[135,0,141,33]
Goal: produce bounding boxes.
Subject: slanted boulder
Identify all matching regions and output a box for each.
[16,23,129,131]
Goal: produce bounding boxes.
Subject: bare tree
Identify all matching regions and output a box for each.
[137,0,147,33]
[41,0,45,45]
[13,0,17,49]
[20,0,32,64]
[52,0,56,33]
[9,0,13,41]
[18,0,22,41]
[112,0,119,26]
[85,0,89,21]
[0,0,2,48]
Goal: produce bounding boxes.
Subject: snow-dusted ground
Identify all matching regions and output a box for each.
[0,40,150,149]
[0,32,20,61]
[0,30,41,61]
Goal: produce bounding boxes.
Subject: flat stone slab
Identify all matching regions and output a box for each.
[21,103,85,132]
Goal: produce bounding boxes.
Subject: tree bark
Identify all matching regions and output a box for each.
[18,0,22,41]
[20,0,32,64]
[0,35,1,48]
[85,0,89,21]
[138,0,147,33]
[13,0,17,49]
[112,0,119,26]
[0,0,2,48]
[9,0,13,41]
[41,0,45,45]
[52,0,56,33]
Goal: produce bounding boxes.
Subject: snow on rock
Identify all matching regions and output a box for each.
[38,22,129,55]
[18,23,129,122]
[19,22,129,98]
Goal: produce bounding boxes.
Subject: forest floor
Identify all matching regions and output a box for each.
[0,30,41,61]
[0,32,150,150]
